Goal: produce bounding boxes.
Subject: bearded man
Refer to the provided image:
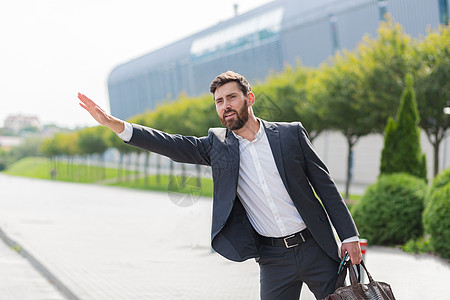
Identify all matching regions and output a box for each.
[78,71,361,300]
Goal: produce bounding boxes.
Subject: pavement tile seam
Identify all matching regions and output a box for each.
[0,226,81,300]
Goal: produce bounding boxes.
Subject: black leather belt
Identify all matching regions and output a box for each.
[260,228,311,248]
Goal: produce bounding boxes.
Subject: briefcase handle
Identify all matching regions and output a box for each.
[342,259,395,300]
[347,260,374,285]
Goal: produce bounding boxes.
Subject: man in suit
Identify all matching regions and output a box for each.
[78,71,361,299]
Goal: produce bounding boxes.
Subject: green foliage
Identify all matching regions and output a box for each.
[415,25,450,176]
[380,74,427,181]
[2,157,124,183]
[402,236,432,254]
[109,174,213,198]
[77,126,109,156]
[423,182,450,259]
[317,51,372,138]
[0,149,9,171]
[357,17,415,133]
[352,173,427,245]
[317,50,377,198]
[428,168,450,199]
[252,64,324,139]
[2,157,214,197]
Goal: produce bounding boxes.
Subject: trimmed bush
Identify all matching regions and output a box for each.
[423,183,450,259]
[426,168,450,203]
[379,74,427,181]
[352,173,427,245]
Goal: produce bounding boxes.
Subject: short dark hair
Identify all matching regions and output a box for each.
[209,71,251,98]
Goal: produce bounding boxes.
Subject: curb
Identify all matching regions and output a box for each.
[0,227,80,300]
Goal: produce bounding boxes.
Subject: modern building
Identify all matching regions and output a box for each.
[107,0,449,190]
[108,0,448,121]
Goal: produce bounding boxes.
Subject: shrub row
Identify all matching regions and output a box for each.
[351,169,449,259]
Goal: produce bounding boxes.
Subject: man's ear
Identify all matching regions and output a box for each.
[248,92,255,106]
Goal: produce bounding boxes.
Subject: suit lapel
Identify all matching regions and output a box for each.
[262,121,290,194]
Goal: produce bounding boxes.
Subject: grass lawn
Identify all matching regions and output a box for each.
[3,157,363,202]
[2,157,213,197]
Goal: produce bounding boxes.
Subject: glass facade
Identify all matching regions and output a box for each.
[378,0,388,20]
[438,0,449,24]
[190,7,284,59]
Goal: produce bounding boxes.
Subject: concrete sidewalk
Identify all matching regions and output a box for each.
[0,174,449,299]
[0,230,64,299]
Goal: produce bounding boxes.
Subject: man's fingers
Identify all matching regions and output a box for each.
[79,102,87,110]
[340,248,346,260]
[341,241,362,265]
[77,93,96,108]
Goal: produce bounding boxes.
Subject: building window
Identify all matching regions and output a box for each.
[190,7,284,58]
[438,0,449,24]
[378,0,388,21]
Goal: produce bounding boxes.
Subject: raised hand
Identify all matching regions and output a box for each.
[77,93,125,134]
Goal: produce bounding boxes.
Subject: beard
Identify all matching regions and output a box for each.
[220,99,249,130]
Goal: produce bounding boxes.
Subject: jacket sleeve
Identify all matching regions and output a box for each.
[125,123,212,166]
[296,123,359,241]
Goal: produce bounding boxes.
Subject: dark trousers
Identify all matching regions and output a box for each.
[257,236,339,300]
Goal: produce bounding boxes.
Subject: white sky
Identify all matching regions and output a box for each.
[0,0,273,129]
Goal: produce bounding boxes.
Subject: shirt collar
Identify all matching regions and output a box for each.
[231,118,264,142]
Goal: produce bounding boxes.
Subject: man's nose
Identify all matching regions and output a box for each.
[224,98,233,109]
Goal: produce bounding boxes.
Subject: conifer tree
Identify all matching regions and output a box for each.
[380,74,427,181]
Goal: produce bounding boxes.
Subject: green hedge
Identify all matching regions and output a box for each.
[352,173,427,245]
[426,168,450,204]
[423,182,450,259]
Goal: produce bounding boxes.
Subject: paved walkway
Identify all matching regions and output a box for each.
[0,174,449,299]
[0,228,64,299]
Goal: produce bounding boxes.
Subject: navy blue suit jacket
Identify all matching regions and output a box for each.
[127,120,358,262]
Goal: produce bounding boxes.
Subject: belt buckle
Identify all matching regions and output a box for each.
[283,234,299,248]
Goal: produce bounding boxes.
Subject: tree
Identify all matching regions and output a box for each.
[108,128,133,182]
[358,16,416,133]
[414,25,450,176]
[253,64,325,141]
[128,113,153,185]
[380,74,427,180]
[316,51,374,200]
[77,126,109,180]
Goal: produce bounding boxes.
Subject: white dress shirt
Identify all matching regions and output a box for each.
[232,120,306,237]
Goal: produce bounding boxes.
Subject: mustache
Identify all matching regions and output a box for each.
[223,108,238,118]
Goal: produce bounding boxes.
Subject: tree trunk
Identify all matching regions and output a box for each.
[144,152,150,186]
[196,164,202,188]
[425,129,444,178]
[135,152,140,183]
[156,155,161,186]
[169,160,174,188]
[345,135,358,201]
[126,154,131,182]
[433,141,440,177]
[118,153,124,182]
[181,164,186,188]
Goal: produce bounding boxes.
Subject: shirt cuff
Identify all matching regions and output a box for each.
[116,122,133,142]
[342,236,359,243]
